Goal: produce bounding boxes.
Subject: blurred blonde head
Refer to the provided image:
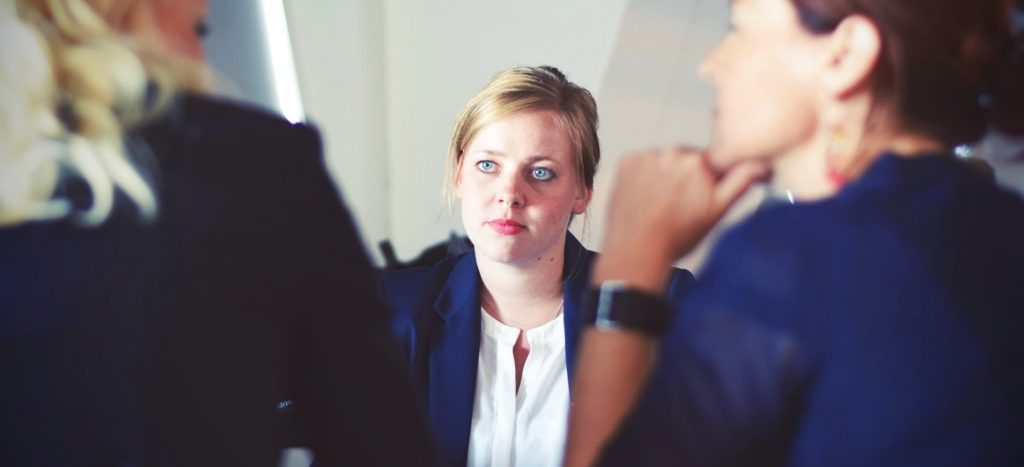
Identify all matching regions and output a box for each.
[0,0,206,227]
[445,66,600,210]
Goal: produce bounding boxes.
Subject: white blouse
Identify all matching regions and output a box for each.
[466,309,570,467]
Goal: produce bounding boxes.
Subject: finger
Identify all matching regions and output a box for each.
[668,145,705,157]
[710,160,769,217]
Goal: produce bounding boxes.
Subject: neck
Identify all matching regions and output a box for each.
[876,134,946,159]
[477,239,566,330]
[771,129,946,201]
[771,135,836,201]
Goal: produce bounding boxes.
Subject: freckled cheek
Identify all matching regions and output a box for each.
[532,197,576,224]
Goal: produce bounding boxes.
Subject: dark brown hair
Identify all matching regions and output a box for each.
[791,0,1024,143]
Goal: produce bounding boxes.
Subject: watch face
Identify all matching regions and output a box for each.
[594,280,626,329]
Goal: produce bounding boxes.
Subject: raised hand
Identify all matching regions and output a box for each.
[595,146,767,292]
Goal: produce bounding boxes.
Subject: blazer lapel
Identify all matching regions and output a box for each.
[429,252,482,466]
[562,234,594,390]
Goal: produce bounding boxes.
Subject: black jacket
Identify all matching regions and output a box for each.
[0,95,439,467]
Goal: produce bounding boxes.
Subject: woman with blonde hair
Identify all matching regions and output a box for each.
[383,65,693,467]
[0,1,437,465]
[566,0,1024,465]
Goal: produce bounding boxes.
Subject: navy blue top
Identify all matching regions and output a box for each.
[383,234,694,466]
[0,95,439,467]
[599,153,1024,466]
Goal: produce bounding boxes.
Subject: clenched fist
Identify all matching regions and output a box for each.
[594,146,767,292]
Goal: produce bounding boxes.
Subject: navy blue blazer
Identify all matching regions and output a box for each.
[383,234,693,466]
[599,153,1024,466]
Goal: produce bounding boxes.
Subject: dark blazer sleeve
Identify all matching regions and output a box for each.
[148,95,440,467]
[596,217,807,467]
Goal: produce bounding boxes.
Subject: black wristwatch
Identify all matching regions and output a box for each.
[584,280,672,337]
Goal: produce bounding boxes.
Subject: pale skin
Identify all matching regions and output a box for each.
[97,0,209,61]
[456,109,591,390]
[563,0,947,465]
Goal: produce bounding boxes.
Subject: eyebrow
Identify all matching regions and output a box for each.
[468,149,505,157]
[467,150,558,164]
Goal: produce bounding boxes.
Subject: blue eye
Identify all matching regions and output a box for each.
[531,167,554,181]
[477,160,497,173]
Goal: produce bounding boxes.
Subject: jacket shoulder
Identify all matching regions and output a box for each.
[180,94,315,136]
[140,94,322,175]
[383,253,466,322]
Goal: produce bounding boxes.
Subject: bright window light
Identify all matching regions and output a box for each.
[259,0,305,123]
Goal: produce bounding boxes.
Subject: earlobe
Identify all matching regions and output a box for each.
[822,15,882,99]
[572,187,593,215]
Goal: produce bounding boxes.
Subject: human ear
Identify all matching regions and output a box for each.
[821,15,883,99]
[454,156,466,199]
[572,186,592,214]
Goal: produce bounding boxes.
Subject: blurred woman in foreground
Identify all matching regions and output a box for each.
[566,0,1024,465]
[0,1,437,465]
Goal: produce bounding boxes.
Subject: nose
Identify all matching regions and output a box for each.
[495,173,525,208]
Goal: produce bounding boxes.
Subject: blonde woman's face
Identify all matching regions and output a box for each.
[456,110,591,266]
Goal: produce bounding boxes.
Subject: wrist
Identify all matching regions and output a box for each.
[592,248,673,294]
[584,280,672,337]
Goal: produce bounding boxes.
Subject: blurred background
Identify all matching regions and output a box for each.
[207,0,1024,271]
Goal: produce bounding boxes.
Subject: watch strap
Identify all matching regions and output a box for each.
[584,280,672,337]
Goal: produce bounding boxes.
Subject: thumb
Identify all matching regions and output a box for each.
[710,160,768,218]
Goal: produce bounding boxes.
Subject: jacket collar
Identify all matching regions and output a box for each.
[561,233,593,386]
[427,250,481,465]
[432,249,481,320]
[431,233,593,322]
[427,234,594,465]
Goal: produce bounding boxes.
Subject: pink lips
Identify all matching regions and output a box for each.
[488,219,526,235]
